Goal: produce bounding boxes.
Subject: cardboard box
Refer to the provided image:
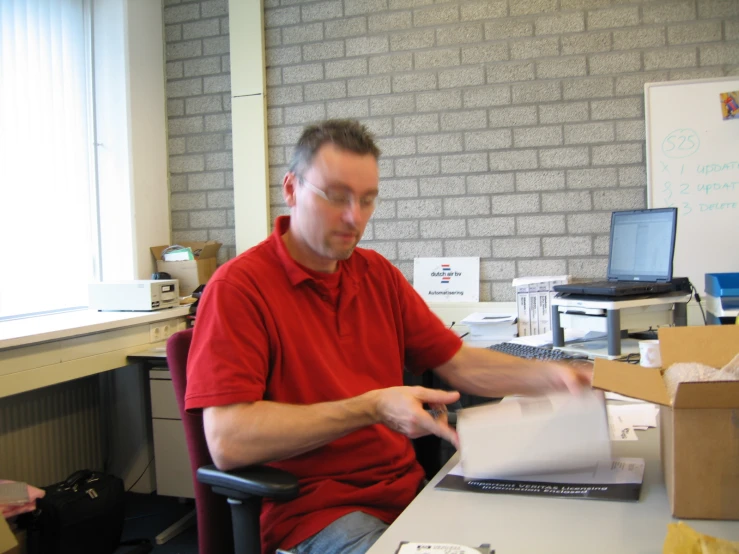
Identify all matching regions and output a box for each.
[150,241,221,296]
[593,325,739,520]
[0,518,21,554]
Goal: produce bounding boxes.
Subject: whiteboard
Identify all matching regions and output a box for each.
[646,77,739,295]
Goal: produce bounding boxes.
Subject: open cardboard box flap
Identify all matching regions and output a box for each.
[0,517,18,554]
[593,325,739,409]
[658,325,739,369]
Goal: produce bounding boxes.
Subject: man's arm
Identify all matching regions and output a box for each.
[433,344,591,399]
[203,386,460,470]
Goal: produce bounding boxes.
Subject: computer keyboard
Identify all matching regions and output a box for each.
[488,342,589,361]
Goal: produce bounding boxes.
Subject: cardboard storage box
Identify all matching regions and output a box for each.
[593,325,739,520]
[150,241,221,296]
[0,519,23,554]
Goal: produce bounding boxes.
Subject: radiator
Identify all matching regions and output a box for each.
[0,376,103,487]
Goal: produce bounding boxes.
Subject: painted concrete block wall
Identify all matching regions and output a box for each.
[164,0,738,300]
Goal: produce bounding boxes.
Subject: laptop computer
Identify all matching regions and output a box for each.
[554,208,678,297]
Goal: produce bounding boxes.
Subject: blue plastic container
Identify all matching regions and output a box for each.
[705,273,739,299]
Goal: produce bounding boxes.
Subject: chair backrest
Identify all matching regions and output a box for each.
[167,328,235,554]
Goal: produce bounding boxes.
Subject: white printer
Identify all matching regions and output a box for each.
[88,280,179,311]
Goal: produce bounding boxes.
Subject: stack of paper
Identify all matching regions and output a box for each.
[457,392,611,478]
[459,313,517,340]
[607,402,659,441]
[442,392,645,502]
[162,246,194,261]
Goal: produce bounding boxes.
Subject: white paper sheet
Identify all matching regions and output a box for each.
[605,391,646,403]
[396,544,490,554]
[607,403,659,430]
[457,392,612,479]
[608,414,638,441]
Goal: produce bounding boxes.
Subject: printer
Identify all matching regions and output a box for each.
[704,273,739,325]
[88,280,179,311]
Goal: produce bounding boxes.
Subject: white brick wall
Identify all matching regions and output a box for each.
[164,0,739,299]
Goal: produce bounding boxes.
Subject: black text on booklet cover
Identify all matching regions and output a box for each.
[436,458,645,502]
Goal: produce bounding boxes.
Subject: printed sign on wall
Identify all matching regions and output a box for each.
[413,257,480,302]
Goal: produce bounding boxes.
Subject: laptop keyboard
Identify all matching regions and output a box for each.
[488,342,588,361]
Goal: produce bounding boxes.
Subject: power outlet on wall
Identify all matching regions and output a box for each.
[149,320,177,343]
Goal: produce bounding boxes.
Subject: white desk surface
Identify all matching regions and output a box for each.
[0,306,191,350]
[0,307,190,398]
[368,427,739,553]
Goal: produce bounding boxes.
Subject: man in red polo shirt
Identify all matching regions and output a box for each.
[186,119,589,554]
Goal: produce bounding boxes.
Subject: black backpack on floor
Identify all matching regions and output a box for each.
[23,469,150,554]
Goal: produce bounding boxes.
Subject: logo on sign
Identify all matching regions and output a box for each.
[431,264,461,284]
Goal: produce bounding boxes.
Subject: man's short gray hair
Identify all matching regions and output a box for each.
[288,119,381,176]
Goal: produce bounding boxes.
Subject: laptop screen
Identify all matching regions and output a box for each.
[607,208,677,282]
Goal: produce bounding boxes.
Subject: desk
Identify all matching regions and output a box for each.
[0,306,190,398]
[368,427,739,553]
[0,307,190,492]
[128,348,194,499]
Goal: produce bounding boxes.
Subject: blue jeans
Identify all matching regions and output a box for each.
[276,511,388,554]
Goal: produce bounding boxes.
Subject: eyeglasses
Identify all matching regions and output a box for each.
[300,178,379,212]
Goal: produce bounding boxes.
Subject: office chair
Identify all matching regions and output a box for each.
[167,329,453,551]
[166,328,299,554]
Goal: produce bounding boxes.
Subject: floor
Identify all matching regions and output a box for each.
[115,492,198,554]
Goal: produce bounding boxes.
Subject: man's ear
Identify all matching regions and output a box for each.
[283,172,298,207]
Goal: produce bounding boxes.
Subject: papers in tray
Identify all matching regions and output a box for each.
[436,458,645,502]
[459,313,517,339]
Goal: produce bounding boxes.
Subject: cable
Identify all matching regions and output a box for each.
[126,457,155,492]
[449,321,469,338]
[689,282,707,325]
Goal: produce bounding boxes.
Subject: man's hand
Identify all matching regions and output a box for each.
[373,386,460,448]
[434,345,594,400]
[205,386,461,469]
[0,481,45,519]
[525,360,593,396]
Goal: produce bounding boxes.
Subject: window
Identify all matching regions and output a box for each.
[0,0,171,321]
[0,0,98,318]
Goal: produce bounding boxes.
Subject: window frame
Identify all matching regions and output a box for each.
[0,0,171,321]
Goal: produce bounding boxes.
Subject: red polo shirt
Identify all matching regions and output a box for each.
[186,216,462,554]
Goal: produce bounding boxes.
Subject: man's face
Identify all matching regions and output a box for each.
[283,144,379,272]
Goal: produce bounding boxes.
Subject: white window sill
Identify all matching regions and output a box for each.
[0,306,192,350]
[0,306,191,399]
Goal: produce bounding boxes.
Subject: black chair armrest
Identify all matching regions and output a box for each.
[197,465,299,502]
